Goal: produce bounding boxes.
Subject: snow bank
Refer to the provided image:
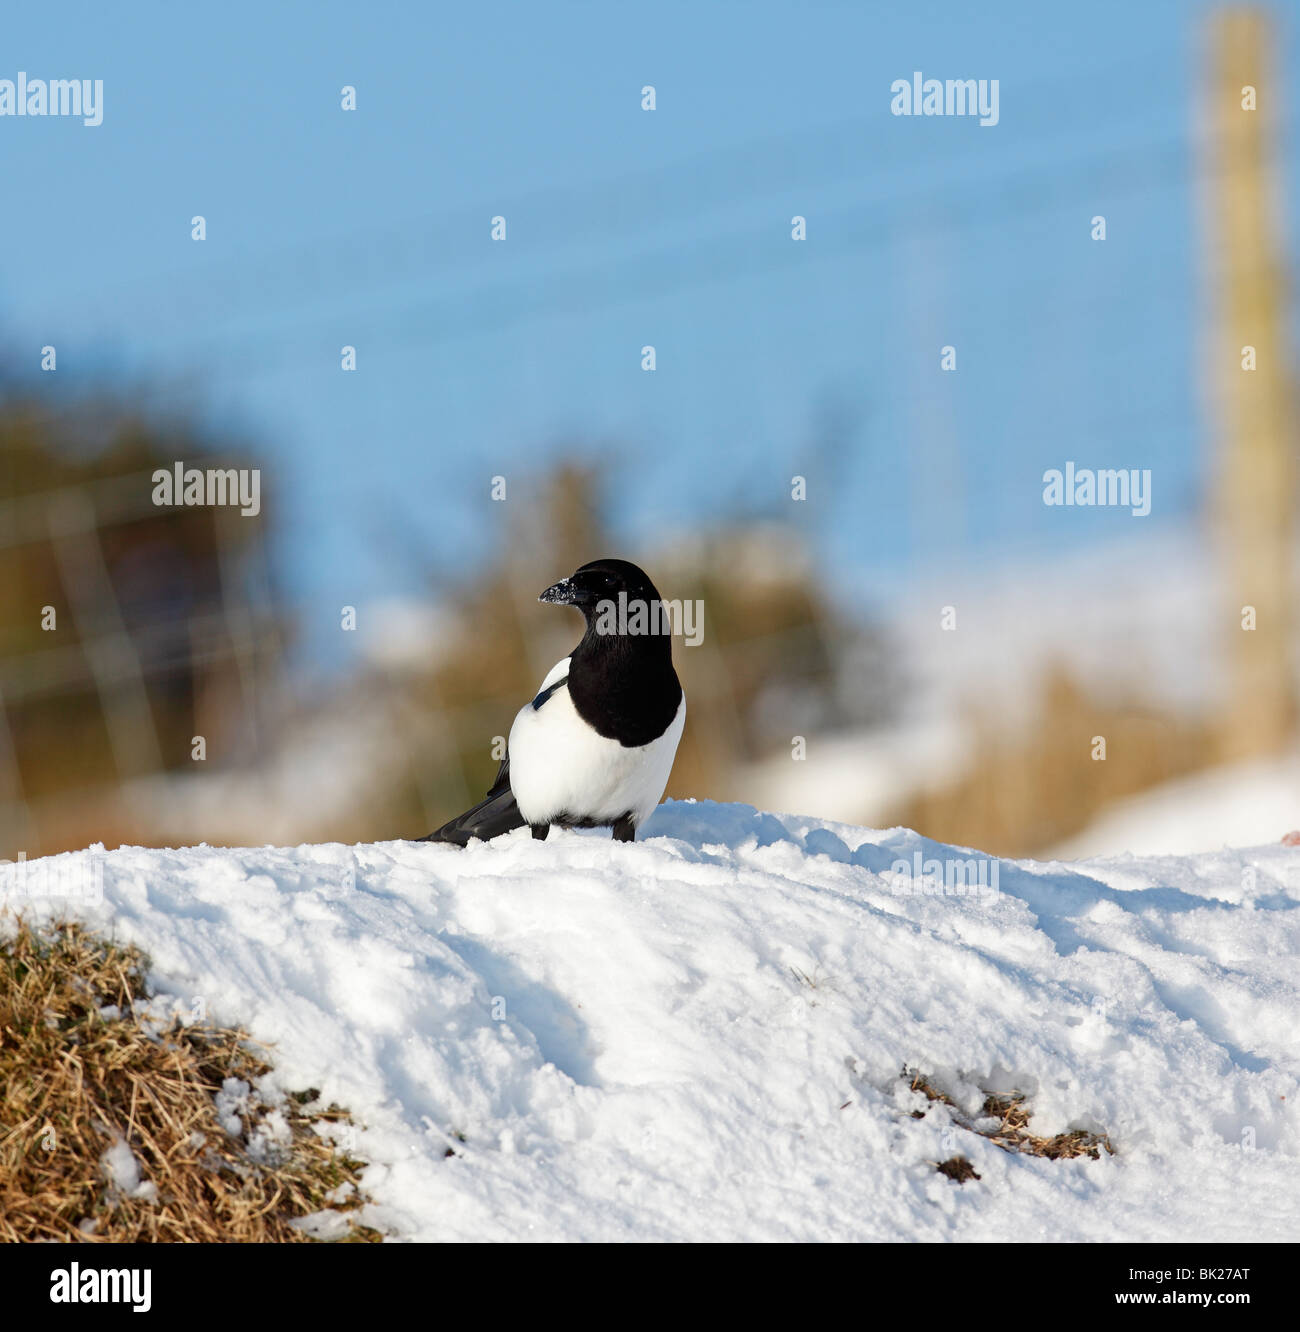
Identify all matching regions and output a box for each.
[6,801,1299,1242]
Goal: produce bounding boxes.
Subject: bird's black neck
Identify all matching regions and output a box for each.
[568,620,681,747]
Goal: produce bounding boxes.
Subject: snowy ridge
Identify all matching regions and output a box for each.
[8,800,1300,1242]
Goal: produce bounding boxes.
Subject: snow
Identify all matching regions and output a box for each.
[889,525,1230,724]
[747,525,1243,834]
[100,1137,157,1202]
[1047,756,1300,860]
[5,799,1299,1242]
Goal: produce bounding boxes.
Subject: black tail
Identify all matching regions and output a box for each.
[419,757,527,846]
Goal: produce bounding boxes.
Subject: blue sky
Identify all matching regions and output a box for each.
[3,1,1294,669]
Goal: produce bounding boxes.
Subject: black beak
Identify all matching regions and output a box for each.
[539,577,589,607]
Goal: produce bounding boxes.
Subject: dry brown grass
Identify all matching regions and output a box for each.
[977,1090,1114,1161]
[0,916,382,1242]
[904,1068,1114,1173]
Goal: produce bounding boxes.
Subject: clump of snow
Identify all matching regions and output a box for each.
[100,1137,157,1202]
[246,1107,293,1166]
[214,1078,251,1138]
[8,800,1300,1241]
[290,1208,355,1241]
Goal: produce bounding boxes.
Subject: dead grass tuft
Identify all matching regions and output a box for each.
[903,1068,1114,1171]
[0,916,383,1242]
[906,1070,959,1112]
[978,1091,1114,1161]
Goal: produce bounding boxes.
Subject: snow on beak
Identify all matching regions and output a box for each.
[539,577,580,606]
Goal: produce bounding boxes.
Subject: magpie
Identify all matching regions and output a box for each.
[422,558,685,845]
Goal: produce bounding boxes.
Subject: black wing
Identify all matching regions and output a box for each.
[418,753,527,846]
[419,668,569,845]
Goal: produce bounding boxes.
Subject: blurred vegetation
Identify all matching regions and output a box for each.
[0,391,281,855]
[3,399,1287,861]
[892,667,1218,857]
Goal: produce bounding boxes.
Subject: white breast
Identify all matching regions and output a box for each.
[507,659,685,830]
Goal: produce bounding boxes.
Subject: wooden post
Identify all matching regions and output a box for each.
[1205,8,1296,760]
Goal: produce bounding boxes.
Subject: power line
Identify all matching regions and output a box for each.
[21,50,1194,334]
[7,124,1241,435]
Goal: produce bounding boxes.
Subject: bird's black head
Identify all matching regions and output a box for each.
[542,559,681,734]
[539,558,661,613]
